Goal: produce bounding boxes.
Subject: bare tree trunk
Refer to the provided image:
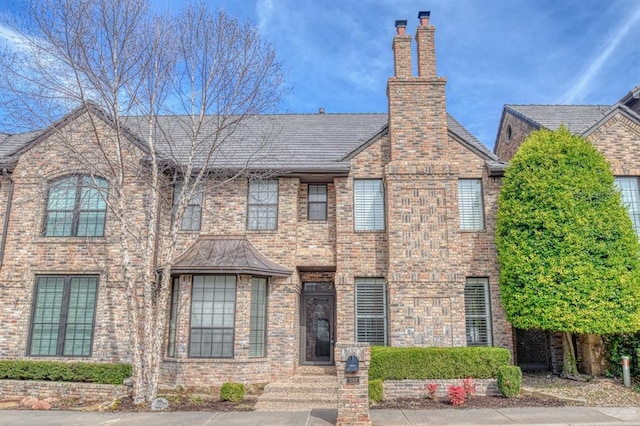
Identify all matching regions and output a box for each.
[561,331,578,378]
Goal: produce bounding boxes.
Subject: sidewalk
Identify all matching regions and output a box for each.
[0,406,639,426]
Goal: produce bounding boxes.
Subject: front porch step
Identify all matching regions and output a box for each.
[254,371,338,411]
[295,365,337,376]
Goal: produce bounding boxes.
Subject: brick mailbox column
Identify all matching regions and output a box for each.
[335,342,371,426]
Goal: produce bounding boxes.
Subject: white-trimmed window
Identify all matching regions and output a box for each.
[615,177,640,236]
[248,179,278,230]
[355,278,387,345]
[249,277,268,357]
[354,179,385,231]
[29,275,98,356]
[189,275,236,358]
[458,179,484,230]
[173,182,203,231]
[464,278,492,346]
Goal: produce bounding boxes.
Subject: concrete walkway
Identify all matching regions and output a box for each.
[0,406,639,425]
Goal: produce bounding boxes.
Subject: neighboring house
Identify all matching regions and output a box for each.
[0,13,513,387]
[495,84,640,374]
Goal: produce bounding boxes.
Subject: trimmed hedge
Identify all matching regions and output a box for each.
[0,360,131,385]
[220,382,245,402]
[368,379,383,403]
[497,365,522,397]
[369,346,511,380]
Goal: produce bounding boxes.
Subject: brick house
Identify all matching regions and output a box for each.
[0,13,513,387]
[495,84,640,374]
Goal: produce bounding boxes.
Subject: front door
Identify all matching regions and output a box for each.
[301,292,335,365]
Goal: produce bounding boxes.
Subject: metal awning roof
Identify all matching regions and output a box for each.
[172,236,292,277]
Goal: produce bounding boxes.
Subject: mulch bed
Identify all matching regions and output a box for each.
[372,394,573,410]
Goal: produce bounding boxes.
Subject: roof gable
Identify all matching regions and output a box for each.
[504,104,612,135]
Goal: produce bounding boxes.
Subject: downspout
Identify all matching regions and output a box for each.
[0,173,14,268]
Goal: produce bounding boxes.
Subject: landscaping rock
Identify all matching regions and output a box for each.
[150,397,169,411]
[31,399,52,410]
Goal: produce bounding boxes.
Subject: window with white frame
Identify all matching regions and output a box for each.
[173,182,203,231]
[615,177,640,236]
[44,175,108,237]
[308,184,327,221]
[29,275,98,356]
[458,179,484,230]
[464,278,492,346]
[249,277,268,357]
[248,179,278,230]
[355,278,387,345]
[189,275,236,358]
[354,179,385,231]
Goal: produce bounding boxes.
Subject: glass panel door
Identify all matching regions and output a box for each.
[302,294,334,364]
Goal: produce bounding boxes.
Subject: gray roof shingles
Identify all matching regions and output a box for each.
[0,111,495,171]
[505,105,612,135]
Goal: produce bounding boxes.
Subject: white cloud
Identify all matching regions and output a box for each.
[559,3,640,104]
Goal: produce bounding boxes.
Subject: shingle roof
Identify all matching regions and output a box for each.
[123,113,389,172]
[0,109,496,172]
[0,130,43,160]
[505,105,612,134]
[447,114,499,161]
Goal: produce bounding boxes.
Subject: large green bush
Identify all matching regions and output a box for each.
[369,346,511,381]
[220,382,245,402]
[496,127,640,335]
[0,361,131,385]
[496,365,522,397]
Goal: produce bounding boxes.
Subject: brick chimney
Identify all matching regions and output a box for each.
[416,11,436,78]
[387,11,448,163]
[393,20,412,78]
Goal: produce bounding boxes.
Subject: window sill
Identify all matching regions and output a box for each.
[164,357,269,363]
[34,237,109,244]
[459,229,487,233]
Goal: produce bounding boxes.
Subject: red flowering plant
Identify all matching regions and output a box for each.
[463,377,477,398]
[426,383,438,400]
[447,385,466,407]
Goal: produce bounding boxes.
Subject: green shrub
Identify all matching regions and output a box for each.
[369,346,511,381]
[220,382,245,402]
[603,333,640,378]
[368,379,383,403]
[0,360,131,385]
[496,366,522,397]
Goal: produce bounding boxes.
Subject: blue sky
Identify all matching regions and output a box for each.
[1,0,639,150]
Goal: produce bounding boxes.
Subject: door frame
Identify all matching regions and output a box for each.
[300,283,336,365]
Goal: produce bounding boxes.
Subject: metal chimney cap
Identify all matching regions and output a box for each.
[395,20,407,28]
[418,11,431,19]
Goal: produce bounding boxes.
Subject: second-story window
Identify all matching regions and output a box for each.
[458,179,485,230]
[354,179,385,231]
[44,175,108,237]
[615,177,640,236]
[173,182,203,231]
[308,184,327,221]
[248,179,278,230]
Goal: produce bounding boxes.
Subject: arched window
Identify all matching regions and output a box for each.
[44,175,108,237]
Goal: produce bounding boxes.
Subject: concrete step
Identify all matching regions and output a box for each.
[254,372,339,411]
[253,400,338,411]
[295,365,337,375]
